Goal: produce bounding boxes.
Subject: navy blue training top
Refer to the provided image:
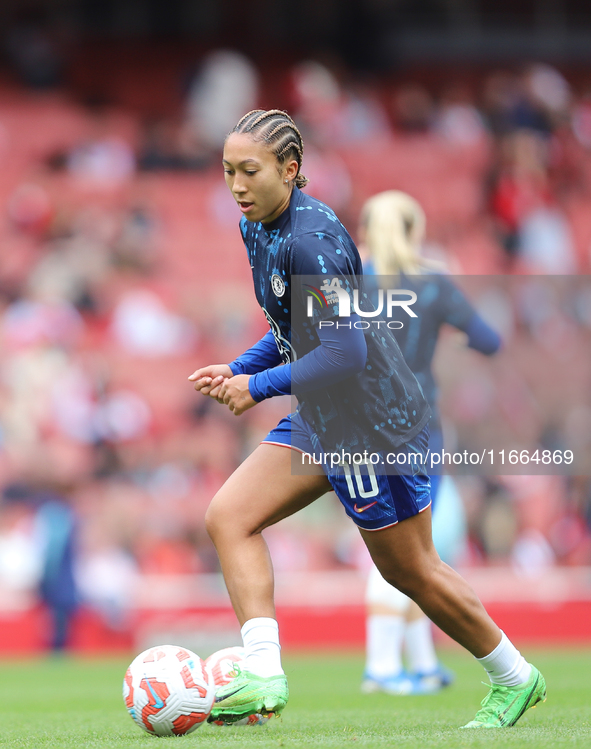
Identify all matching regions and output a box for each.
[229,187,430,455]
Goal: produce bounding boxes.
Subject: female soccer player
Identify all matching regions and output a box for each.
[189,109,546,728]
[359,190,501,695]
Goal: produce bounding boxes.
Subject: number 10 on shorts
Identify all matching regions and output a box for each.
[343,462,379,499]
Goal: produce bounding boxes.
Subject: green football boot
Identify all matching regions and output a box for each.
[209,666,289,724]
[462,665,546,728]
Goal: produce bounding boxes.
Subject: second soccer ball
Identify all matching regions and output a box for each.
[205,646,273,726]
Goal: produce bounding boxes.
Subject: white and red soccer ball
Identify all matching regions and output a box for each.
[204,646,272,727]
[123,645,214,736]
[123,644,272,734]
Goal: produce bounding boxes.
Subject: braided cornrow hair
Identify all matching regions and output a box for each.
[229,109,309,189]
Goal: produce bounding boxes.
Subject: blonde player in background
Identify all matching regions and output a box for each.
[358,191,501,695]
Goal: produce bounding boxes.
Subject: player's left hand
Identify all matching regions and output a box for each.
[218,375,257,415]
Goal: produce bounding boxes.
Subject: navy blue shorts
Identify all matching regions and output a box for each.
[262,412,431,532]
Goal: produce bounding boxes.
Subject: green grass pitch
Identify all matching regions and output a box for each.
[0,647,589,748]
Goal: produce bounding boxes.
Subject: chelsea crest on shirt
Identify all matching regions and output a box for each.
[271,274,285,297]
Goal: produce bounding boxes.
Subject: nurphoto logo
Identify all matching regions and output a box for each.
[305,277,417,328]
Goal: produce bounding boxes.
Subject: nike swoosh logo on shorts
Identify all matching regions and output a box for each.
[353,501,378,513]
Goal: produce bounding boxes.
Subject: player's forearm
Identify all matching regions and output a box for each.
[229,330,283,375]
[248,316,367,401]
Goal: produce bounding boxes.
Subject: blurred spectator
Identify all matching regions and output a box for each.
[488,123,581,270]
[110,289,197,356]
[50,362,152,447]
[27,235,110,314]
[482,66,566,139]
[435,83,488,148]
[291,60,391,147]
[35,490,79,651]
[391,84,434,134]
[67,111,135,188]
[1,298,84,448]
[2,295,84,349]
[185,50,259,156]
[481,71,522,137]
[1,439,85,652]
[518,204,577,273]
[111,201,160,273]
[93,389,152,444]
[138,116,212,171]
[487,129,552,264]
[523,64,571,132]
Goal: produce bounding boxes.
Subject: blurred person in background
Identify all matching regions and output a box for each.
[434,83,488,149]
[185,50,259,160]
[358,190,501,695]
[391,84,435,135]
[1,289,84,452]
[487,128,577,272]
[484,64,580,272]
[138,115,213,171]
[66,107,135,189]
[1,440,88,653]
[288,58,392,220]
[35,483,79,652]
[481,65,569,140]
[32,439,92,652]
[521,64,571,134]
[290,59,391,149]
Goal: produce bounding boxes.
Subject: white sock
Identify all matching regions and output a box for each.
[405,617,438,675]
[365,615,405,678]
[477,631,532,687]
[241,617,284,678]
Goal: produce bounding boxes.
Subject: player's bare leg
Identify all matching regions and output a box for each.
[361,509,546,727]
[360,507,500,656]
[205,443,330,626]
[205,443,330,722]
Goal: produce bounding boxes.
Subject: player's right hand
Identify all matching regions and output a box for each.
[188,364,233,398]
